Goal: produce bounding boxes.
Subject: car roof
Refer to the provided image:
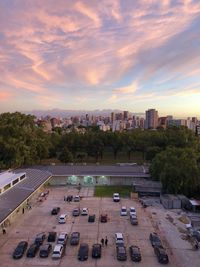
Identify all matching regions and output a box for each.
[115,232,123,237]
[40,244,50,249]
[54,244,63,250]
[59,233,67,237]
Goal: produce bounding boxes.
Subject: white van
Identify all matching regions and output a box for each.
[52,244,64,259]
[58,214,67,224]
[113,193,120,202]
[115,233,124,246]
[57,233,68,245]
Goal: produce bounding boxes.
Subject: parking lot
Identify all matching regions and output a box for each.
[0,186,177,267]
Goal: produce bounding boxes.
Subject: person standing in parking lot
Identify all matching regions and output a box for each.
[105,236,108,246]
[101,238,104,246]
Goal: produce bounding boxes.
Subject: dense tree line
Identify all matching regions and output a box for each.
[0,112,200,196]
[0,112,50,168]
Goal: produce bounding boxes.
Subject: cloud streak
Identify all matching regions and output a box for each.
[0,0,200,115]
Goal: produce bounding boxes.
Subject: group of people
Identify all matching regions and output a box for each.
[64,195,73,202]
[101,236,108,246]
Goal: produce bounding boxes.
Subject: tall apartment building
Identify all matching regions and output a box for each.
[123,111,129,120]
[145,109,158,129]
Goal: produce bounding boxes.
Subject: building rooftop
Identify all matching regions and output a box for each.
[0,169,51,224]
[0,171,26,189]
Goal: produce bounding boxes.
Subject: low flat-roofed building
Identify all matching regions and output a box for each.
[189,199,200,212]
[132,179,162,196]
[0,171,26,195]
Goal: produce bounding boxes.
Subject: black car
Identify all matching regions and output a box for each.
[154,246,169,264]
[48,231,57,242]
[92,244,102,258]
[129,245,142,262]
[100,214,108,223]
[116,245,127,261]
[26,244,39,257]
[35,233,46,246]
[88,214,95,223]
[149,233,162,247]
[70,232,80,246]
[39,243,52,258]
[13,241,28,259]
[78,243,89,261]
[51,207,60,215]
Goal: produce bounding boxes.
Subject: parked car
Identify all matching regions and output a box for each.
[58,214,67,224]
[26,244,39,258]
[88,214,95,222]
[149,233,162,247]
[51,207,60,215]
[116,245,127,261]
[74,195,80,202]
[48,231,57,242]
[13,241,28,259]
[154,246,169,264]
[120,206,127,216]
[72,208,80,216]
[129,245,142,262]
[70,232,80,245]
[92,243,102,258]
[192,230,200,242]
[34,233,46,246]
[100,214,108,223]
[113,193,120,202]
[39,243,52,258]
[78,243,89,261]
[57,233,68,245]
[130,215,138,225]
[52,244,64,259]
[129,207,136,216]
[81,208,88,216]
[115,233,124,246]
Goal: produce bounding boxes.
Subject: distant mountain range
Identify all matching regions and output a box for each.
[24,109,145,118]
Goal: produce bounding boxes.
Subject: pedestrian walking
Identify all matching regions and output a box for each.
[101,238,104,246]
[2,228,6,234]
[105,236,108,246]
[22,208,24,214]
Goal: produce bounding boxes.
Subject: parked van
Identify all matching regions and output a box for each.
[52,244,64,259]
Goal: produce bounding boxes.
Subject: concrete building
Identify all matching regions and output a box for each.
[145,109,158,129]
[167,119,187,127]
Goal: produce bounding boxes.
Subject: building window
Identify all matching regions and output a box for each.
[4,183,11,191]
[12,178,19,185]
[20,174,26,180]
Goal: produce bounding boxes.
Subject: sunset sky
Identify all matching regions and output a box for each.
[0,0,200,117]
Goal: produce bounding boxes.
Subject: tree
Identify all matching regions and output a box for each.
[58,146,73,163]
[150,147,200,196]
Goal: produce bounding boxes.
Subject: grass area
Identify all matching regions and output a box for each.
[94,185,132,197]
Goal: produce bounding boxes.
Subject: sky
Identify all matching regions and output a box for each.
[0,0,200,117]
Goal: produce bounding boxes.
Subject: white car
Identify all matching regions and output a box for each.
[74,195,80,202]
[81,208,88,216]
[129,207,137,216]
[115,232,124,246]
[120,206,127,216]
[113,193,120,202]
[58,214,67,224]
[57,233,68,245]
[52,244,64,259]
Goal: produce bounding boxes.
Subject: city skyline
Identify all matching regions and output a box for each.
[0,1,200,116]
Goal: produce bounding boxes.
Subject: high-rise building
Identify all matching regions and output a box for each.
[145,109,158,129]
[111,112,115,123]
[123,111,129,120]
